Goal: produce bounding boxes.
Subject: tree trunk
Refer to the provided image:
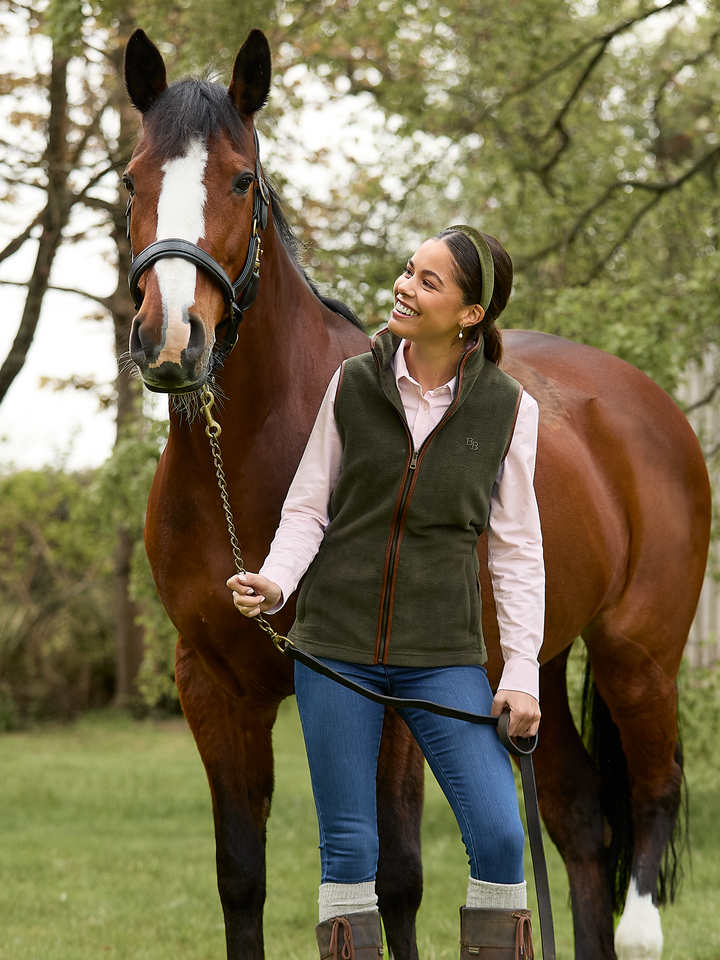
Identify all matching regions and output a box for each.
[107,15,150,706]
[114,526,146,704]
[0,54,72,404]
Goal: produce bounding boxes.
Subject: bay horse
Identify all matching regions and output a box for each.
[123,28,711,960]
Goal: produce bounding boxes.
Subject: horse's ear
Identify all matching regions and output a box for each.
[124,29,168,114]
[228,30,272,120]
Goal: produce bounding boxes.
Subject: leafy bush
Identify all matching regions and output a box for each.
[0,469,116,726]
[84,418,179,711]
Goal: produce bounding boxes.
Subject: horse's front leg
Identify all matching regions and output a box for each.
[376,708,425,960]
[175,637,279,960]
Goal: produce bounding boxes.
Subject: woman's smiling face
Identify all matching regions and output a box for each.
[389,238,481,347]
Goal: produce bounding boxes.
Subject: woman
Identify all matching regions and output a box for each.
[228,225,544,960]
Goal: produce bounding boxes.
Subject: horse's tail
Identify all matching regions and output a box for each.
[580,657,688,913]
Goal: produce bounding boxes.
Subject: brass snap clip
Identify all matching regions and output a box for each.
[201,384,222,438]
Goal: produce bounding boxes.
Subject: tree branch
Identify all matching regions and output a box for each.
[536,0,690,177]
[685,378,720,414]
[510,0,689,101]
[0,278,114,309]
[0,212,43,265]
[582,193,664,284]
[0,54,73,405]
[518,143,720,269]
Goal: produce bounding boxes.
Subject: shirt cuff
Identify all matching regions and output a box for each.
[257,562,296,615]
[496,656,540,702]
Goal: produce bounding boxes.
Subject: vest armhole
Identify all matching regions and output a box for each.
[333,361,347,419]
[501,387,523,461]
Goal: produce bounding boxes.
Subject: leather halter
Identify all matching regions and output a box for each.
[126,128,270,372]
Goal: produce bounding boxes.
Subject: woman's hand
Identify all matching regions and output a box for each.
[491,689,541,739]
[226,572,282,618]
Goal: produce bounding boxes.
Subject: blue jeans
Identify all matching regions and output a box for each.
[294,658,525,885]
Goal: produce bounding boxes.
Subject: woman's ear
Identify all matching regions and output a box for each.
[463,304,484,326]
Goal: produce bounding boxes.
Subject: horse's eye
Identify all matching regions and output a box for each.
[232,174,254,196]
[122,173,135,195]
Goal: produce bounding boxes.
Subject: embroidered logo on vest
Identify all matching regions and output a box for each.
[465,437,479,450]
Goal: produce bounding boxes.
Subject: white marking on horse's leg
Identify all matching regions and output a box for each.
[150,138,208,367]
[615,878,663,960]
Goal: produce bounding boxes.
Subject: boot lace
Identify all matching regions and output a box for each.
[328,916,355,960]
[513,912,534,959]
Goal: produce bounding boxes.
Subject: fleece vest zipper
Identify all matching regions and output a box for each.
[288,330,522,669]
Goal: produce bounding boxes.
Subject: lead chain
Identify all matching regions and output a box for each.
[200,385,289,652]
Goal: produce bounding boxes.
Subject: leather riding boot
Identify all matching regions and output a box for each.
[459,906,534,959]
[315,911,384,959]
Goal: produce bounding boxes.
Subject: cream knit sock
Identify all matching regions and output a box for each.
[318,881,379,923]
[466,876,527,910]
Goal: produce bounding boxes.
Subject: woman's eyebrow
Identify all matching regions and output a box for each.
[407,258,445,286]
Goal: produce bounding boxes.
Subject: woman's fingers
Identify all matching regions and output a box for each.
[491,691,541,739]
[226,573,282,617]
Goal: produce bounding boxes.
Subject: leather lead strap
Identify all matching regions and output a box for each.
[283,642,556,960]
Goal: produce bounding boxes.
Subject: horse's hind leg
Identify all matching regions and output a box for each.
[532,647,616,959]
[175,638,279,960]
[585,621,685,960]
[376,708,424,960]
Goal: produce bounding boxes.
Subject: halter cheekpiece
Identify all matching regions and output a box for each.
[126,128,270,372]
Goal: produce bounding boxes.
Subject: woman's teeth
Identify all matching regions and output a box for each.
[395,300,419,316]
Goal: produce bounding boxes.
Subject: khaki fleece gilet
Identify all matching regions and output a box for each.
[288,329,522,666]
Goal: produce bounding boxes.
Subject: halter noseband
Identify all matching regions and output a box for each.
[126,128,270,372]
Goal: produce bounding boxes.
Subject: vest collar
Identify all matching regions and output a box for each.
[371,327,487,419]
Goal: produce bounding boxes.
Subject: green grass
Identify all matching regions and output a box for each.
[1,703,719,959]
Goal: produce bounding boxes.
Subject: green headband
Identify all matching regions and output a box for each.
[449,224,495,313]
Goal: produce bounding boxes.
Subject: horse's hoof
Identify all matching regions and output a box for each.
[614,879,663,960]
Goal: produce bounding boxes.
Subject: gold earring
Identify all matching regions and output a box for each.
[458,325,465,339]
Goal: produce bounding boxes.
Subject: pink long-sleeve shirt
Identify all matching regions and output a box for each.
[260,339,545,700]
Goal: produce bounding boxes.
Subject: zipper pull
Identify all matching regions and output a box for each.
[409,450,419,470]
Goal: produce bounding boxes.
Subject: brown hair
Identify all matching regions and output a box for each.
[433,228,513,365]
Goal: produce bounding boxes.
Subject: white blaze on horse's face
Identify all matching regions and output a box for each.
[149,138,208,368]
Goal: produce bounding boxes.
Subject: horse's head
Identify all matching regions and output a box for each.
[123,29,271,393]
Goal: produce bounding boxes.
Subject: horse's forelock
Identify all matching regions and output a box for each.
[142,79,249,159]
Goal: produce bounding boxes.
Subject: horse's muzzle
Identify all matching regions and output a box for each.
[130,312,209,393]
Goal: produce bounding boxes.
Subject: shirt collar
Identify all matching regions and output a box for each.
[392,339,457,396]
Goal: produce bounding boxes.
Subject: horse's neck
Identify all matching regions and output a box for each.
[226,232,333,403]
[170,228,351,453]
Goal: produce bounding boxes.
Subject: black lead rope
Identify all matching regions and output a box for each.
[279,640,556,960]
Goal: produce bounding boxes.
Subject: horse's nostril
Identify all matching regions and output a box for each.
[186,314,206,365]
[130,316,159,363]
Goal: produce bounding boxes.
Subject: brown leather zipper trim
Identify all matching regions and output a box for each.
[333,360,347,419]
[502,387,523,461]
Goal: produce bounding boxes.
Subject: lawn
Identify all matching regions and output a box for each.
[0,700,719,959]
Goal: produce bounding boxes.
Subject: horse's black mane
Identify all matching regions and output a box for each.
[144,79,363,330]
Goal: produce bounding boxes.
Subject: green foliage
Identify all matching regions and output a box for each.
[677,650,720,794]
[271,0,720,391]
[0,417,179,723]
[87,417,178,709]
[42,0,85,55]
[0,469,115,726]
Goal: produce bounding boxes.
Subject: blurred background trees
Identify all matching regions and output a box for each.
[0,0,718,723]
